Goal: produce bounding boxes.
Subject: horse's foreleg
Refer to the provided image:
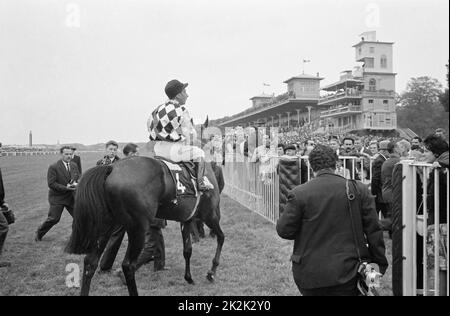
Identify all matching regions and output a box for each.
[80,233,111,296]
[204,210,225,282]
[122,225,145,296]
[181,222,194,284]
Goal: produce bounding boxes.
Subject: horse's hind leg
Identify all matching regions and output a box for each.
[197,219,206,238]
[190,220,200,243]
[181,222,194,284]
[80,232,111,296]
[122,224,145,296]
[203,208,225,282]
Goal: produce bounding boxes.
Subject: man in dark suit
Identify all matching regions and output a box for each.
[70,147,82,175]
[35,146,80,241]
[340,137,360,178]
[0,151,11,267]
[96,140,120,166]
[277,145,388,296]
[371,140,390,218]
[0,208,9,268]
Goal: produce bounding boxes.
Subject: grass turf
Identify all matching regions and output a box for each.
[0,152,392,296]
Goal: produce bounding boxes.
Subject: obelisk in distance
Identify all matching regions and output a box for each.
[29,131,33,147]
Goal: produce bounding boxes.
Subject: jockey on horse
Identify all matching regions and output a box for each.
[67,80,224,296]
[148,79,214,192]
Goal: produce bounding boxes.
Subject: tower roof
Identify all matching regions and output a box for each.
[250,94,273,100]
[352,41,394,48]
[284,74,324,83]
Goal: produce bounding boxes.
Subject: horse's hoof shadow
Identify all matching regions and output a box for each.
[185,276,195,285]
[206,272,215,282]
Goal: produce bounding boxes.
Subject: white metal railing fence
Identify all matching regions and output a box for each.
[223,156,374,224]
[401,161,449,296]
[0,151,59,157]
[0,150,102,157]
[223,158,280,224]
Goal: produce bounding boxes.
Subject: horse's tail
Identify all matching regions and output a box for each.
[65,165,113,255]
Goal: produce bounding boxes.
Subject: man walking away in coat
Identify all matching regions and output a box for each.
[277,144,388,296]
[35,146,80,241]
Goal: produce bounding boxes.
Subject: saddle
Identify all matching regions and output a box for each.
[156,157,198,197]
[155,157,201,222]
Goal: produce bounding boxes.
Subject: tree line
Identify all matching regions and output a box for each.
[397,63,449,137]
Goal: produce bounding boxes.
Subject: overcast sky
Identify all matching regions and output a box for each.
[1,0,448,145]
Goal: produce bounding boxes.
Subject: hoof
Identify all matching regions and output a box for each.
[206,272,215,282]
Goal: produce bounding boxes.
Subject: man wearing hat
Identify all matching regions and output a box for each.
[371,140,390,218]
[148,79,213,192]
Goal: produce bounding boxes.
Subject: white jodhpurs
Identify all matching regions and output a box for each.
[154,141,205,162]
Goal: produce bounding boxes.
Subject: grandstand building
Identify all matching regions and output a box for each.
[216,73,325,130]
[214,31,398,135]
[319,31,397,134]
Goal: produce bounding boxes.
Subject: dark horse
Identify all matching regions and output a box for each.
[65,156,224,296]
[191,162,225,241]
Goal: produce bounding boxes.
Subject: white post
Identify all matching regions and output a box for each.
[307,106,313,125]
[433,169,440,296]
[401,161,415,296]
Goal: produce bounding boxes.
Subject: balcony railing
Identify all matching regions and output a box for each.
[319,90,362,104]
[319,89,395,105]
[320,105,362,117]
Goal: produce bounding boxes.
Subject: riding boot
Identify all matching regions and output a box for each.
[0,231,7,256]
[195,159,213,192]
[0,231,10,268]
